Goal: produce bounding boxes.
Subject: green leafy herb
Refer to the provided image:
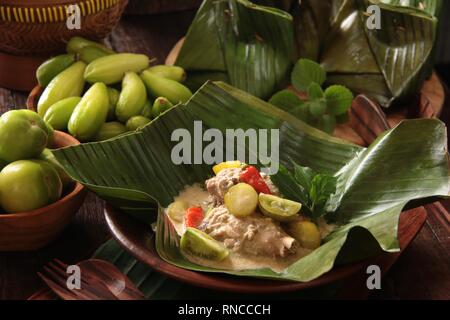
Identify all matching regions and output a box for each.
[271,162,337,219]
[292,59,326,90]
[307,99,326,118]
[309,174,337,216]
[324,85,354,116]
[268,89,303,111]
[307,82,324,99]
[269,58,353,134]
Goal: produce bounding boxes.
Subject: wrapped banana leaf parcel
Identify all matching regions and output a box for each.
[176,0,442,107]
[52,81,450,282]
[175,0,295,99]
[294,0,442,107]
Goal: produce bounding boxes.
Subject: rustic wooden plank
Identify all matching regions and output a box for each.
[108,14,195,64]
[373,216,450,300]
[0,85,30,111]
[1,10,449,300]
[0,88,16,112]
[426,203,450,246]
[338,207,428,299]
[371,88,450,300]
[11,92,28,109]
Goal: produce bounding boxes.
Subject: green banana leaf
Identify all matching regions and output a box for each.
[175,0,294,99]
[295,0,442,107]
[53,81,449,282]
[177,0,440,106]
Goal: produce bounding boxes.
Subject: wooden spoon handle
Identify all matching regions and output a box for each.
[349,95,390,145]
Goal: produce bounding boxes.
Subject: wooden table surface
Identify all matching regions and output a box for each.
[0,10,449,300]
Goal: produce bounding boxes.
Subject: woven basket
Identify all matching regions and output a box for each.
[0,0,128,55]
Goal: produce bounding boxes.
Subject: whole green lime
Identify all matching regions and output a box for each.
[0,110,49,163]
[0,160,62,213]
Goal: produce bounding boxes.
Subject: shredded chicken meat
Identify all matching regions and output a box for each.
[205,168,241,204]
[199,205,297,258]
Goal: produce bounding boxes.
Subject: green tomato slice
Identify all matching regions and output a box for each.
[180,227,229,261]
[258,194,301,222]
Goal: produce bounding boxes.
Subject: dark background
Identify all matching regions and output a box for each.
[435,1,450,84]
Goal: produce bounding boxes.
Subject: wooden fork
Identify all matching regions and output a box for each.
[38,259,120,300]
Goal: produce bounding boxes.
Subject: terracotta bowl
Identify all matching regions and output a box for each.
[0,130,87,251]
[27,85,45,112]
[0,0,128,91]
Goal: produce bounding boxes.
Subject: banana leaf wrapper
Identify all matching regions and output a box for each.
[53,81,449,282]
[178,0,442,107]
[176,0,295,99]
[294,0,442,107]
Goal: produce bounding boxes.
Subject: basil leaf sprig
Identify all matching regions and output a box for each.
[269,58,353,134]
[271,161,337,220]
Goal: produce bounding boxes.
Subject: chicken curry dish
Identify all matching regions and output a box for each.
[165,161,334,272]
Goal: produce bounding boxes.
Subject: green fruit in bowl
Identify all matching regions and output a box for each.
[43,96,81,131]
[93,122,128,141]
[145,65,187,82]
[126,116,151,131]
[37,61,86,117]
[141,70,192,104]
[0,160,62,213]
[115,72,147,122]
[36,54,76,87]
[152,97,173,118]
[68,82,110,142]
[39,149,73,189]
[79,46,112,64]
[107,87,120,121]
[66,36,115,55]
[84,53,150,85]
[0,110,49,163]
[141,100,153,118]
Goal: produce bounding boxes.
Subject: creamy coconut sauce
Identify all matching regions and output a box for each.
[165,183,335,273]
[167,183,211,235]
[185,246,312,273]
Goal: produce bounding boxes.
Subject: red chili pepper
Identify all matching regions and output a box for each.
[185,206,204,228]
[239,166,271,194]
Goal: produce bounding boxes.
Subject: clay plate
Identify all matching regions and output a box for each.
[103,204,427,294]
